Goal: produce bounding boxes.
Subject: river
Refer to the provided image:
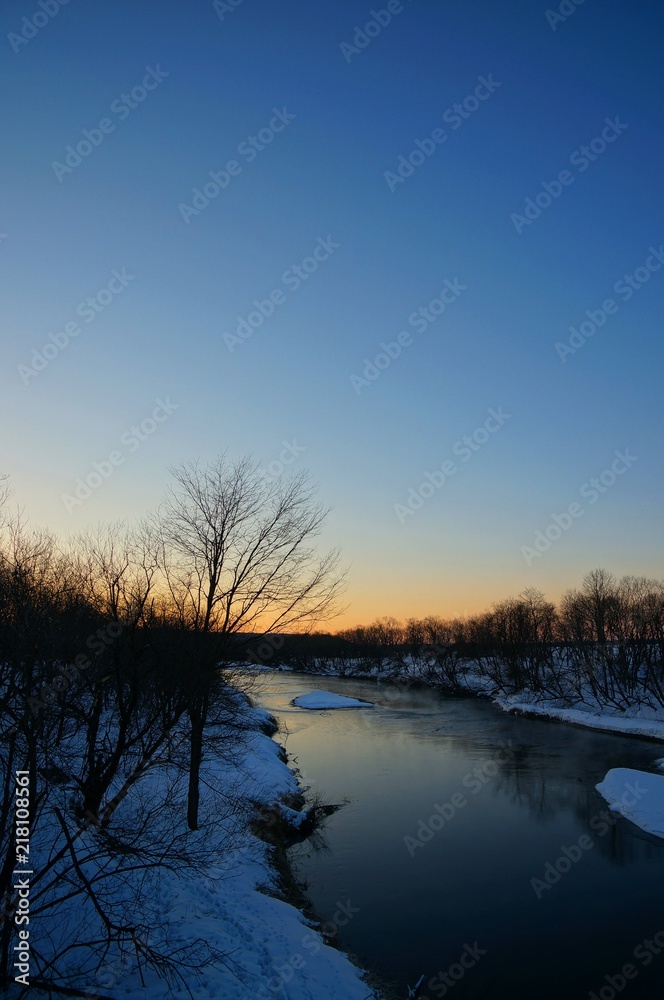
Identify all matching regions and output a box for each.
[248,670,664,1000]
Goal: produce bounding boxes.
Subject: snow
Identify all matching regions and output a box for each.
[596,767,664,839]
[243,653,664,742]
[492,694,664,741]
[230,661,294,673]
[278,803,312,829]
[21,691,380,1000]
[292,690,374,710]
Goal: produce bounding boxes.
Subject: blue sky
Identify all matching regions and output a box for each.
[1,0,662,625]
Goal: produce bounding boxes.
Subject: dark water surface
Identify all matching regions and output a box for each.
[248,671,664,1000]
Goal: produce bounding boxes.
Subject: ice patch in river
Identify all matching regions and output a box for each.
[596,767,664,839]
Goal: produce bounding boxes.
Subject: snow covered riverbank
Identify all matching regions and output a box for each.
[489,691,664,741]
[155,696,383,1000]
[22,690,381,1000]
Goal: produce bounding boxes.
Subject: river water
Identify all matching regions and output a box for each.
[248,671,664,1000]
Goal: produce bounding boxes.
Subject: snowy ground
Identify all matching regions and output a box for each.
[111,703,381,998]
[22,693,381,1000]
[292,690,374,710]
[596,767,664,839]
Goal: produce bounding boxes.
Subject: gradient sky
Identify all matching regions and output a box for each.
[1,0,663,628]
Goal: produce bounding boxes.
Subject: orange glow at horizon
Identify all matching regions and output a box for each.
[322,576,564,632]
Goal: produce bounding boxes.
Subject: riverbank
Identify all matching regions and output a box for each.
[489,690,664,741]
[246,663,664,846]
[114,691,383,999]
[21,687,382,999]
[240,658,664,743]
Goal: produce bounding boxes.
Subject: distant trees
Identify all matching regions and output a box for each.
[223,568,663,715]
[281,571,664,712]
[559,568,618,644]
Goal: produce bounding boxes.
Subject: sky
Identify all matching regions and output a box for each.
[1,0,663,629]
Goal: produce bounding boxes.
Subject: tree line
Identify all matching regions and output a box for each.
[256,570,664,712]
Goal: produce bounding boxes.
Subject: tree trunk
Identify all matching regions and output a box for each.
[187,690,208,831]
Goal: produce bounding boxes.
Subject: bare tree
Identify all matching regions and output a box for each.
[73,522,160,626]
[0,475,11,532]
[154,453,345,828]
[581,568,618,644]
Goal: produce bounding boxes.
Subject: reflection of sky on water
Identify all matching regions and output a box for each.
[246,672,664,1000]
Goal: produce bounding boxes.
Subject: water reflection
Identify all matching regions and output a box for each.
[246,670,664,1000]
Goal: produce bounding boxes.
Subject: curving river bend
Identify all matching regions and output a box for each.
[251,671,664,1000]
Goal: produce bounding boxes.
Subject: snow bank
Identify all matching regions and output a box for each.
[596,767,664,839]
[493,695,664,741]
[292,690,374,710]
[41,694,379,999]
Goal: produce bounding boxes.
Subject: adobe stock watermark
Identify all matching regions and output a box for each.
[350,279,466,394]
[404,741,515,856]
[589,929,664,1000]
[520,449,637,565]
[13,771,31,988]
[213,0,246,21]
[422,942,487,999]
[179,107,295,224]
[384,75,501,192]
[61,398,179,513]
[510,116,628,233]
[530,778,647,899]
[51,67,169,181]
[339,1,415,63]
[555,245,664,362]
[8,0,71,54]
[223,236,339,351]
[257,440,306,487]
[17,268,135,385]
[546,0,587,32]
[394,408,510,524]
